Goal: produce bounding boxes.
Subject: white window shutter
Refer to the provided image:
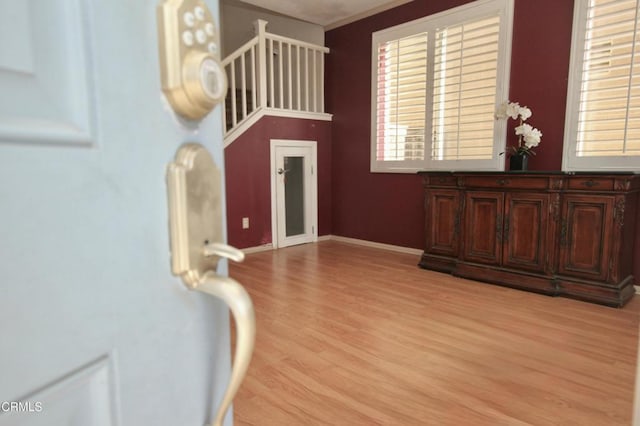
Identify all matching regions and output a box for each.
[564,0,640,171]
[432,16,501,161]
[375,33,428,163]
[370,0,513,173]
[578,0,640,157]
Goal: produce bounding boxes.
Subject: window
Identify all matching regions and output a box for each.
[371,0,514,173]
[563,0,640,171]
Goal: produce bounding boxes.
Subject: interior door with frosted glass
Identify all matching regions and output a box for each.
[273,142,317,248]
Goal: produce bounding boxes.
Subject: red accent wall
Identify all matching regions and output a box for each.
[225,116,331,249]
[326,0,640,279]
[507,0,573,171]
[225,0,639,281]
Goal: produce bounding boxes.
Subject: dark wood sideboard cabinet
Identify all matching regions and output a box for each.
[418,172,640,307]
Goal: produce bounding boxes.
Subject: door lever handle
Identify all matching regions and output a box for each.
[197,272,255,426]
[204,242,245,263]
[166,143,255,426]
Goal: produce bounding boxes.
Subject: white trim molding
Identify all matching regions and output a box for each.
[224,109,332,148]
[240,235,423,256]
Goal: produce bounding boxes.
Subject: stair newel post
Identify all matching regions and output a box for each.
[254,19,268,110]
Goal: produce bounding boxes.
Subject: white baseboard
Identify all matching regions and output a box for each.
[327,235,423,255]
[240,235,422,256]
[242,243,274,254]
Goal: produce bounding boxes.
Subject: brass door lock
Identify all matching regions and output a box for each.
[157,0,227,120]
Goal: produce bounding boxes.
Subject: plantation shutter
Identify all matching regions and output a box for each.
[370,0,513,172]
[577,0,640,157]
[432,16,501,161]
[374,33,428,162]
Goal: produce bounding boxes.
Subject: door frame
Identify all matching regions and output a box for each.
[269,139,318,249]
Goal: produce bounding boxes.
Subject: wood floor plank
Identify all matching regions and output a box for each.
[230,241,640,425]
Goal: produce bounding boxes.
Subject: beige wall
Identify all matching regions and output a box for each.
[221,0,325,57]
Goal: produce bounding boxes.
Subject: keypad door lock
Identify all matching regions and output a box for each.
[157,0,227,120]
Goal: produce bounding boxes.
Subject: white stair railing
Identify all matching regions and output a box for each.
[222,20,330,140]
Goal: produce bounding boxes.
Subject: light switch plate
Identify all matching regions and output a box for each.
[166,143,223,287]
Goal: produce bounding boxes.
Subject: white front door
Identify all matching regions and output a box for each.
[270,140,318,249]
[0,0,237,424]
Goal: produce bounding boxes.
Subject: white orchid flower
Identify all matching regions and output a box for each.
[505,102,521,120]
[496,99,542,154]
[515,123,542,147]
[524,128,542,147]
[518,106,532,121]
[515,123,532,137]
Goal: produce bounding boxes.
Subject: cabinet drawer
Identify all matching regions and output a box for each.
[566,177,614,191]
[423,175,457,187]
[463,176,551,190]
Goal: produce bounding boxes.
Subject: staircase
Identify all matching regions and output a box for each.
[222,20,332,146]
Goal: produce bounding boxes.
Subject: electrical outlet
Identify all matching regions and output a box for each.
[242,217,249,229]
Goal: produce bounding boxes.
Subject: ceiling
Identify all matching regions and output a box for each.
[233,0,413,29]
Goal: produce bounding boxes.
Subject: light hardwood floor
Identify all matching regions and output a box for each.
[230,240,640,425]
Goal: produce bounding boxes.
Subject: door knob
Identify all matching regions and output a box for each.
[277,167,289,175]
[166,143,255,426]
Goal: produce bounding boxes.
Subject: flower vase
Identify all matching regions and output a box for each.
[509,155,528,171]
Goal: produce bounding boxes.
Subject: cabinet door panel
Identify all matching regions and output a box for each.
[558,195,614,281]
[503,193,549,272]
[425,189,460,257]
[463,191,503,265]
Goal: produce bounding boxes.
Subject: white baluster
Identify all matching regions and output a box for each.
[240,52,247,119]
[250,45,256,114]
[287,43,292,110]
[230,60,237,126]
